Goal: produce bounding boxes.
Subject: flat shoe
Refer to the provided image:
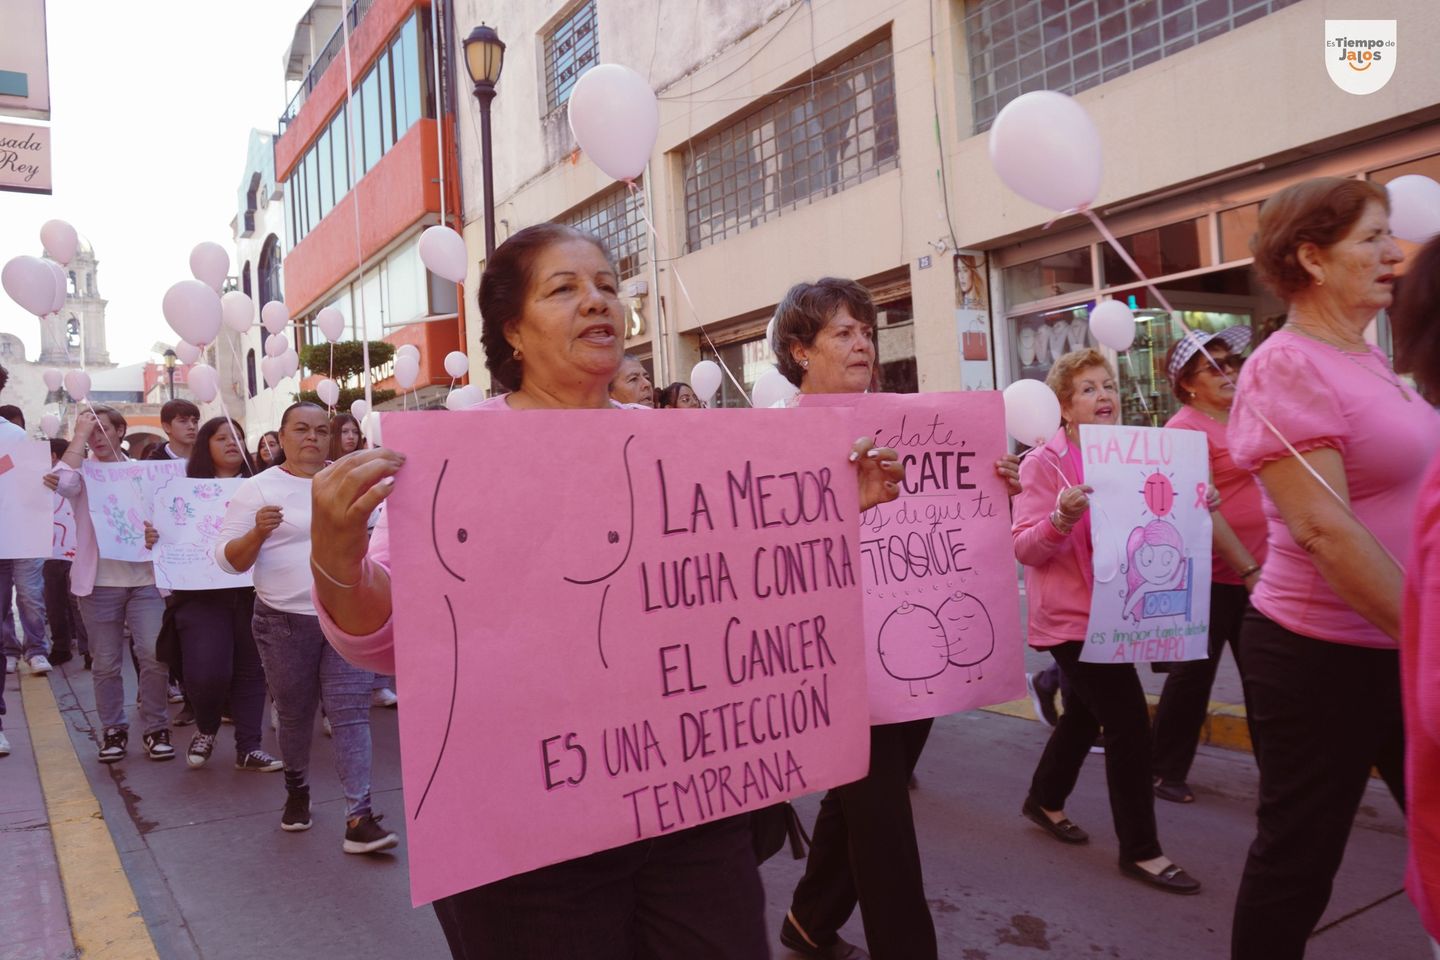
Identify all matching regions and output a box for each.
[779,914,870,959]
[1119,860,1201,895]
[1153,778,1195,804]
[1021,798,1089,844]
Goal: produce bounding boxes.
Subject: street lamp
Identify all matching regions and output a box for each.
[463,23,505,259]
[162,348,177,401]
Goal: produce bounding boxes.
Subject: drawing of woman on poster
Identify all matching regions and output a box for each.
[1121,519,1191,627]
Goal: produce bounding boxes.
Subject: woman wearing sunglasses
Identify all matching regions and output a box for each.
[1149,328,1266,805]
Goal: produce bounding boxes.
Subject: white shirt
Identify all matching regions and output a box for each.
[215,466,316,614]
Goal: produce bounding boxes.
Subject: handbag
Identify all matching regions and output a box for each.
[751,801,812,864]
[961,314,989,361]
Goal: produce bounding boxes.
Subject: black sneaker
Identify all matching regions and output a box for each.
[235,750,283,772]
[174,705,196,726]
[343,813,399,854]
[142,729,176,761]
[98,727,128,764]
[281,789,312,832]
[186,732,215,768]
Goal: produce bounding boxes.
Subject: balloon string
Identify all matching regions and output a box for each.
[1077,208,1400,569]
[1120,352,1150,420]
[340,9,373,414]
[217,334,257,476]
[627,182,752,407]
[1022,444,1072,490]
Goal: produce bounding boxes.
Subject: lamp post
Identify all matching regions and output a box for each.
[463,24,505,259]
[162,348,177,401]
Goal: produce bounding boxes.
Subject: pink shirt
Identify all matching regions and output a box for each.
[1403,454,1440,939]
[1228,329,1440,648]
[1166,405,1267,585]
[1012,428,1093,648]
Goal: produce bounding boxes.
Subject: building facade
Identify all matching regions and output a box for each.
[448,0,1439,414]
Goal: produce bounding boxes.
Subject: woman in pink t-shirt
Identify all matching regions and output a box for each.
[1150,328,1266,805]
[1227,177,1440,960]
[1391,234,1440,949]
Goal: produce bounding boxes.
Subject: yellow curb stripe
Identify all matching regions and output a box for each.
[20,669,160,960]
[981,694,1255,754]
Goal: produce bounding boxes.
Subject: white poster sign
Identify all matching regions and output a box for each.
[151,477,253,590]
[0,0,52,120]
[82,460,187,562]
[0,437,54,558]
[52,494,76,560]
[1079,425,1212,664]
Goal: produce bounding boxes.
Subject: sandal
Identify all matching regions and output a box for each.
[1153,778,1195,804]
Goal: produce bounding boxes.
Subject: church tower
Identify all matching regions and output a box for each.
[38,238,110,366]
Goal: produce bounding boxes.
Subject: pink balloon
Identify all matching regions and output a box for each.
[395,343,420,362]
[261,355,284,387]
[40,413,62,438]
[1088,299,1136,352]
[316,379,340,407]
[189,242,230,293]
[394,354,420,389]
[444,351,469,378]
[42,368,63,391]
[260,300,290,336]
[316,306,345,342]
[40,220,79,266]
[265,333,289,358]
[188,363,219,404]
[2,256,56,316]
[281,349,300,378]
[162,279,223,347]
[568,64,659,182]
[221,291,254,333]
[350,399,370,421]
[63,369,91,402]
[419,225,468,283]
[989,91,1103,212]
[43,259,66,313]
[175,341,202,364]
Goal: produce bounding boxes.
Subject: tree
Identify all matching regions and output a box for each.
[298,340,397,410]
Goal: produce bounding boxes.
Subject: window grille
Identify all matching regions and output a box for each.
[544,0,598,112]
[561,181,648,279]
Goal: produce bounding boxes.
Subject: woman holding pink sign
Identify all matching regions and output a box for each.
[1228,178,1440,959]
[1011,348,1201,896]
[308,225,906,960]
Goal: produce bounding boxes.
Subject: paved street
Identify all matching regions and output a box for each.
[4,653,1425,960]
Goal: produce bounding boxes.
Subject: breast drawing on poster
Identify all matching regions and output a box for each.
[151,477,252,590]
[1080,424,1212,664]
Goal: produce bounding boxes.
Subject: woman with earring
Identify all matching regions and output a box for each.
[1149,328,1265,805]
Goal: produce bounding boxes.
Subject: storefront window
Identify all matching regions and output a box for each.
[1003,246,1092,307]
[1101,217,1211,286]
[1218,203,1260,263]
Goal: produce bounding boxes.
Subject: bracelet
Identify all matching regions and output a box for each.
[1049,511,1074,535]
[1237,563,1261,579]
[310,556,365,590]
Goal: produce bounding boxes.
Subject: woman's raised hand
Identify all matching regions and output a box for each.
[310,448,405,580]
[995,454,1022,498]
[851,436,904,511]
[1057,484,1093,521]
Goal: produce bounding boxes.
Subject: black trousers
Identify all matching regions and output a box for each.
[1027,641,1162,862]
[1151,582,1250,783]
[432,814,766,960]
[1231,611,1404,960]
[173,590,266,754]
[42,559,88,660]
[788,718,936,960]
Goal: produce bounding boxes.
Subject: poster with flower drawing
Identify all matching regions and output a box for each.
[151,477,252,590]
[82,460,187,562]
[1079,425,1211,664]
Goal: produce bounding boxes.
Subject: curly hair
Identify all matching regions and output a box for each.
[1251,177,1388,299]
[1045,348,1115,412]
[479,223,615,391]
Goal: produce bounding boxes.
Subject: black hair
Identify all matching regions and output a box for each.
[656,382,695,408]
[160,398,201,425]
[48,438,68,459]
[0,404,23,428]
[479,223,615,391]
[771,278,878,387]
[1393,234,1440,403]
[187,417,253,479]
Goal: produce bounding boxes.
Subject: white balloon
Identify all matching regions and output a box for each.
[443,350,469,378]
[1088,299,1137,352]
[394,354,420,389]
[281,349,300,378]
[316,306,345,342]
[567,64,660,182]
[750,367,799,408]
[188,363,219,404]
[418,225,469,284]
[221,291,254,333]
[989,91,1103,212]
[350,399,370,422]
[2,256,56,316]
[175,341,202,364]
[40,413,62,438]
[316,379,340,407]
[1387,174,1440,244]
[1003,378,1062,447]
[162,279,223,347]
[189,242,230,293]
[265,333,289,358]
[43,259,66,313]
[260,300,290,336]
[42,368,63,391]
[40,220,79,266]
[689,360,722,404]
[395,343,420,362]
[63,369,91,402]
[361,411,383,447]
[445,384,485,410]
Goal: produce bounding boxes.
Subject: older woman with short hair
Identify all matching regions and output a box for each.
[1013,348,1200,895]
[1228,177,1440,959]
[307,227,903,959]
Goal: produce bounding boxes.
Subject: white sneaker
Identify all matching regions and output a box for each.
[0,731,11,756]
[28,655,52,675]
[5,656,17,674]
[322,715,332,738]
[270,703,278,730]
[370,687,398,708]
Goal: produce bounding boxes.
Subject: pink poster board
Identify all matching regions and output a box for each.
[381,408,873,905]
[801,393,1025,723]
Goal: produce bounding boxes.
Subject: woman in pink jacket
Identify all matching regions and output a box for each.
[1012,347,1200,895]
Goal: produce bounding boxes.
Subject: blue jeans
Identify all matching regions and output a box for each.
[0,558,49,659]
[77,585,168,735]
[174,589,267,755]
[250,600,375,819]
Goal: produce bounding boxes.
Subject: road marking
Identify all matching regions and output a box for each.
[20,666,160,960]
